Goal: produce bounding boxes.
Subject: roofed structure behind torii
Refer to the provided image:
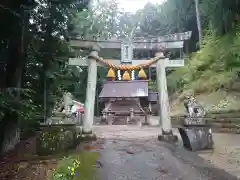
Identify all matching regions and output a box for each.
[99,80,148,99]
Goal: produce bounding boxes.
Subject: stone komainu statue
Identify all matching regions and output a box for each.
[179,95,214,151]
[183,95,206,125]
[63,92,74,114]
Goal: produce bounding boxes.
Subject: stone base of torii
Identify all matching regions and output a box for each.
[81,46,178,143]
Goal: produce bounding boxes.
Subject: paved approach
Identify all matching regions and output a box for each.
[92,125,239,180]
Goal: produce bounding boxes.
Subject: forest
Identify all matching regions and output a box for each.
[0,0,240,140]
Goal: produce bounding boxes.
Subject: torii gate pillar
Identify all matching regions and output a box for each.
[156,52,178,143]
[82,45,100,136]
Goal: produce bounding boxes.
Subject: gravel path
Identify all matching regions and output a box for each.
[199,133,240,178]
[93,125,239,180]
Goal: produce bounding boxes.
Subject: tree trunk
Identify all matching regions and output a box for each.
[194,0,203,47]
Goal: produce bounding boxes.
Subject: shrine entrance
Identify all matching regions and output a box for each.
[69,31,192,142]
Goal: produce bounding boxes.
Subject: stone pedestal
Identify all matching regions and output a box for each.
[158,130,178,143]
[178,126,214,151]
[80,132,97,141]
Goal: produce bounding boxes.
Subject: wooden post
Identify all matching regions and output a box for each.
[156,52,178,142]
[148,67,152,80]
[148,102,152,113]
[82,45,99,134]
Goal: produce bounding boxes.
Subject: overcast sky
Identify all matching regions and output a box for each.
[103,0,165,13]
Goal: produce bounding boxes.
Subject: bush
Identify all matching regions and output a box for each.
[51,156,81,180]
[50,152,99,180]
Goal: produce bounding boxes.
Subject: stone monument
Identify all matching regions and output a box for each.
[44,92,75,125]
[179,96,214,151]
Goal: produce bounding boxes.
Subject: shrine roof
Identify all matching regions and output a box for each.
[99,80,148,98]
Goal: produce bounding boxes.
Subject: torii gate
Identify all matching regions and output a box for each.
[69,31,192,142]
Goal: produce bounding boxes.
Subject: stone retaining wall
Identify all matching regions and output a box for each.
[171,111,240,134]
[36,124,78,156]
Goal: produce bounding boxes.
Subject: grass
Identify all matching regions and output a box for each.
[74,152,99,180]
[50,151,99,180]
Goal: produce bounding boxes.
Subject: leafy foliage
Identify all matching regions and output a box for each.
[134,0,240,98]
[51,152,99,180]
[0,0,89,144]
[167,27,240,94]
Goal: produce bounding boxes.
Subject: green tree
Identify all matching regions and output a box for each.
[0,0,89,146]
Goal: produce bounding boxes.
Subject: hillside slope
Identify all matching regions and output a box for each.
[168,29,240,115]
[170,91,240,115]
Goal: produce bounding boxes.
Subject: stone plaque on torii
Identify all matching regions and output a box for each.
[68,31,192,142]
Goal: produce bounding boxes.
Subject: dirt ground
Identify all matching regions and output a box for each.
[144,116,240,178]
[12,159,58,180]
[11,125,240,180]
[199,133,240,178]
[94,125,240,180]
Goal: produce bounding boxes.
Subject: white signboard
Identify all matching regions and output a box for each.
[121,42,133,63]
